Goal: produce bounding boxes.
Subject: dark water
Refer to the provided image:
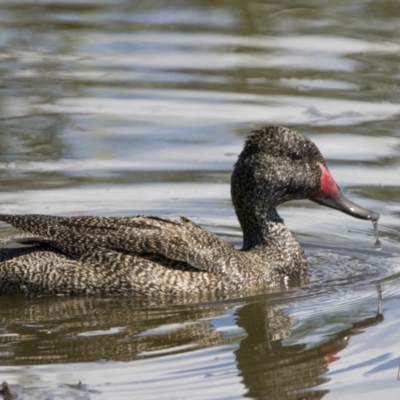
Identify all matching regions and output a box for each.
[1,1,400,399]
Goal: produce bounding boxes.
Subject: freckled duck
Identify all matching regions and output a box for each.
[0,126,379,296]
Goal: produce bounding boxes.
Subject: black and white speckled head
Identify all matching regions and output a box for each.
[231,126,379,249]
[231,126,323,211]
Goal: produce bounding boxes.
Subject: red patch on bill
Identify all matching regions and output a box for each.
[312,163,340,198]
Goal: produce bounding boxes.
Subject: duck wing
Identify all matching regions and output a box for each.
[106,216,236,274]
[0,214,177,237]
[0,214,236,274]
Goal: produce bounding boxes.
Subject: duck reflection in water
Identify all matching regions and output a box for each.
[0,287,384,399]
[235,289,383,399]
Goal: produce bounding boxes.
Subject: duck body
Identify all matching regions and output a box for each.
[0,214,306,296]
[0,127,378,296]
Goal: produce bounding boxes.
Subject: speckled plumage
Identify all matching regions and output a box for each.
[0,126,346,296]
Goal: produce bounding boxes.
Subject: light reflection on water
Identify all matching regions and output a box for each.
[0,0,400,399]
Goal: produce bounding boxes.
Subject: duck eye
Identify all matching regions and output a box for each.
[290,151,303,161]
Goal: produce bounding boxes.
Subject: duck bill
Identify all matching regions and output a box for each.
[310,192,379,221]
[309,164,380,222]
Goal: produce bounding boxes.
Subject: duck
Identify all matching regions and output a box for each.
[0,126,379,296]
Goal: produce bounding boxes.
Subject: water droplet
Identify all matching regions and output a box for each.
[373,221,382,251]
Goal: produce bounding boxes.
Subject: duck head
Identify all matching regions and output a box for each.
[231,126,379,247]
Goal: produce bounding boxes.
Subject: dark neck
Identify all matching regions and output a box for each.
[238,206,285,251]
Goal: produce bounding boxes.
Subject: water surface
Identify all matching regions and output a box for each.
[0,1,400,399]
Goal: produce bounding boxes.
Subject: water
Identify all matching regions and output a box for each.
[0,0,400,399]
[373,221,382,250]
